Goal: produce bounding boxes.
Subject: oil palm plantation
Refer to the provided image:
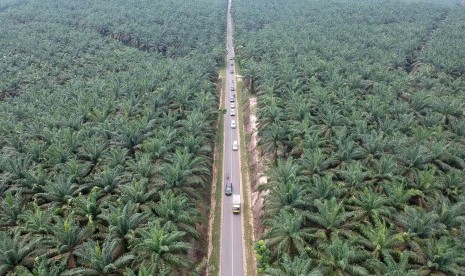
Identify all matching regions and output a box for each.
[61,237,134,276]
[99,202,149,257]
[131,220,192,273]
[44,216,91,269]
[262,208,314,256]
[264,253,323,276]
[0,231,42,275]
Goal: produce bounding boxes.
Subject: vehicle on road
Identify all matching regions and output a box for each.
[230,109,235,116]
[231,120,236,128]
[232,140,238,150]
[231,102,235,108]
[225,182,232,195]
[230,68,234,74]
[231,85,235,91]
[229,95,235,102]
[233,194,240,214]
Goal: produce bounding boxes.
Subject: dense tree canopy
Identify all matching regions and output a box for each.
[234,0,465,274]
[0,0,225,274]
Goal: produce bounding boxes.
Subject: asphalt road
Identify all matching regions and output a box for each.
[220,0,244,275]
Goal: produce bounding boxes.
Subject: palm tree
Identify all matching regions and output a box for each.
[35,174,78,207]
[370,156,400,184]
[262,208,313,256]
[347,189,395,224]
[359,130,392,160]
[382,180,423,209]
[90,167,127,195]
[432,197,465,229]
[262,158,305,191]
[58,158,91,184]
[124,263,171,276]
[45,215,91,268]
[43,143,73,166]
[111,119,152,157]
[158,148,210,198]
[397,144,433,173]
[0,189,24,228]
[126,153,153,179]
[299,148,334,177]
[433,98,462,125]
[241,60,261,94]
[181,133,212,160]
[338,161,369,192]
[25,140,46,163]
[259,122,289,163]
[264,253,323,276]
[18,203,52,236]
[263,179,310,218]
[99,202,149,256]
[78,137,108,174]
[316,103,346,137]
[1,154,32,183]
[71,188,101,226]
[149,190,200,238]
[396,207,445,239]
[306,174,345,201]
[355,218,404,260]
[409,167,442,206]
[311,234,370,276]
[61,237,134,276]
[332,134,364,166]
[119,178,157,207]
[100,147,128,169]
[178,111,214,143]
[257,94,284,130]
[14,256,65,276]
[367,252,419,276]
[306,197,356,239]
[0,230,42,275]
[131,220,192,272]
[413,237,465,275]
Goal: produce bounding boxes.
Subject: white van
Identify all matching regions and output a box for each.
[231,120,236,128]
[232,141,238,151]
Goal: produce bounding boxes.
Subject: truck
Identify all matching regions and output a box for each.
[233,194,240,214]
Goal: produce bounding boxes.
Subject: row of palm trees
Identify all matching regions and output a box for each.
[233,0,465,274]
[0,0,226,274]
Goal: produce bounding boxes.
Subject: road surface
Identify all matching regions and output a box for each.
[220,0,244,275]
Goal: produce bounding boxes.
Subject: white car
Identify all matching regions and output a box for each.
[230,109,235,116]
[231,85,235,91]
[231,120,236,128]
[232,141,238,151]
[230,102,235,109]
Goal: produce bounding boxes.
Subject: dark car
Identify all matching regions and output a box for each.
[225,182,233,196]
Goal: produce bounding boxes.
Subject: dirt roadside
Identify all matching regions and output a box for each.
[243,96,267,242]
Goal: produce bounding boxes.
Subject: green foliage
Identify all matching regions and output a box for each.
[0,0,224,273]
[234,0,465,272]
[254,240,271,273]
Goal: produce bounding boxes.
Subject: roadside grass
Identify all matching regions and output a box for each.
[208,68,226,276]
[236,74,257,276]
